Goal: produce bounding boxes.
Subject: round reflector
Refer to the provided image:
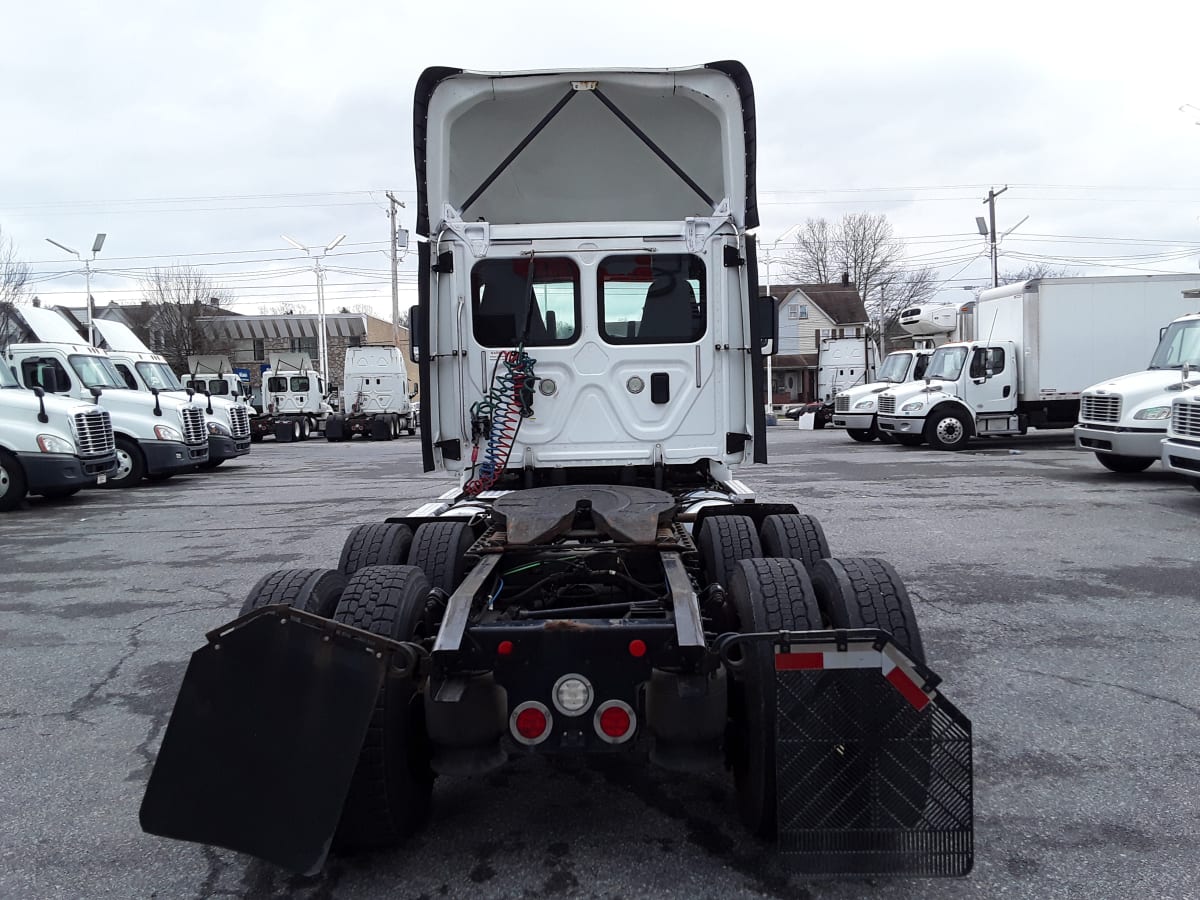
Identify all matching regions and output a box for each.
[628,639,647,658]
[497,640,514,656]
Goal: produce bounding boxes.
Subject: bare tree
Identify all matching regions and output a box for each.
[999,263,1075,286]
[139,266,234,370]
[0,227,31,344]
[259,303,299,316]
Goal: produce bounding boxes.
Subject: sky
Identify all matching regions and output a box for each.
[2,0,1199,324]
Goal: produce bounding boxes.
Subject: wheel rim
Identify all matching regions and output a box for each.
[936,417,964,444]
[114,449,134,481]
[0,465,11,499]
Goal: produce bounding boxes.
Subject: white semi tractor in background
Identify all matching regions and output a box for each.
[4,307,209,485]
[185,355,257,410]
[325,345,416,441]
[876,275,1197,449]
[0,358,118,510]
[1074,285,1200,472]
[251,353,334,442]
[1161,380,1200,491]
[93,320,253,469]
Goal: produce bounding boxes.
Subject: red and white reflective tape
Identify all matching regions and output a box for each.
[773,642,933,711]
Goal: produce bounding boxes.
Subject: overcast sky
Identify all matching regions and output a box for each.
[2,0,1199,323]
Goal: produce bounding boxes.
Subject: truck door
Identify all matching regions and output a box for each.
[962,346,1015,414]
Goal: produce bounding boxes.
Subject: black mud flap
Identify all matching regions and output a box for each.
[724,629,973,877]
[139,606,419,875]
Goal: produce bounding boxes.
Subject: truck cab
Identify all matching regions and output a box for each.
[326,346,416,441]
[1076,312,1200,473]
[255,353,333,441]
[877,339,1021,447]
[3,307,209,486]
[1162,381,1200,491]
[831,348,931,442]
[0,357,118,509]
[94,321,252,469]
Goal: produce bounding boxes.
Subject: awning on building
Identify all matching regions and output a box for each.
[196,314,367,341]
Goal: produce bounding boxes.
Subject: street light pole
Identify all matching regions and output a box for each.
[46,233,106,345]
[283,233,346,385]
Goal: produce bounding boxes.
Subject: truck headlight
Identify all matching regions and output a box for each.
[901,401,925,412]
[853,399,877,410]
[37,434,76,454]
[207,420,232,436]
[1133,406,1171,420]
[154,424,182,441]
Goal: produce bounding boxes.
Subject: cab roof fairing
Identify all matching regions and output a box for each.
[412,62,758,238]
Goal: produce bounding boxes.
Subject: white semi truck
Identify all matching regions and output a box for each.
[325,345,416,441]
[142,62,973,880]
[0,359,118,510]
[93,320,252,469]
[877,276,1196,449]
[184,355,256,410]
[251,353,334,442]
[1075,298,1200,472]
[3,306,209,485]
[829,302,970,442]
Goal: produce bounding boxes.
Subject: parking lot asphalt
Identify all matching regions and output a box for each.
[1,426,1198,900]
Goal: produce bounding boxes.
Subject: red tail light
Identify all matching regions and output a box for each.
[594,700,636,743]
[510,701,552,745]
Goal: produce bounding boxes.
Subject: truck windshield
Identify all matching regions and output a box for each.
[924,347,968,381]
[1149,320,1200,369]
[137,362,183,391]
[877,352,913,383]
[69,355,127,389]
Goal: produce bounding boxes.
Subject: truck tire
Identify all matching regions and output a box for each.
[339,523,415,576]
[697,515,762,590]
[0,449,29,512]
[407,521,475,595]
[331,565,435,851]
[893,434,923,447]
[371,416,392,441]
[104,436,146,488]
[1095,453,1154,474]
[810,557,929,828]
[758,514,830,575]
[847,428,874,442]
[239,567,347,617]
[726,557,821,838]
[298,418,310,441]
[326,414,346,442]
[925,408,971,450]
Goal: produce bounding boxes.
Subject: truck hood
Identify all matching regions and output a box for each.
[414,62,757,233]
[0,389,99,432]
[93,389,193,419]
[1083,370,1200,421]
[880,382,957,406]
[838,381,898,402]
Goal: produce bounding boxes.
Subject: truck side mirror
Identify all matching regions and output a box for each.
[755,295,779,356]
[89,385,103,403]
[408,304,421,364]
[33,386,49,423]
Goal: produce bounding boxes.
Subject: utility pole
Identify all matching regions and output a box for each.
[981,186,1008,288]
[385,192,407,349]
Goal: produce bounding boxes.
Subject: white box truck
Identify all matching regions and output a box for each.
[0,360,118,509]
[325,345,416,441]
[876,275,1197,449]
[1075,289,1200,472]
[93,320,253,469]
[4,307,209,485]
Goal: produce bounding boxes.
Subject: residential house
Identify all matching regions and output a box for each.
[766,277,870,404]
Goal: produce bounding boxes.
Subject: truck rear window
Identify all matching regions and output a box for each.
[598,254,706,344]
[471,257,580,347]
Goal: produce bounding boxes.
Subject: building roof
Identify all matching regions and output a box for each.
[197,313,367,341]
[767,282,868,325]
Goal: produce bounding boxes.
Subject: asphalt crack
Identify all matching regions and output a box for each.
[1017,667,1200,720]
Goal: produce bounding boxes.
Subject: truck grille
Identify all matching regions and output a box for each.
[1171,400,1200,439]
[1080,394,1121,423]
[835,395,850,412]
[879,395,896,415]
[181,406,207,446]
[228,405,250,439]
[73,409,115,457]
